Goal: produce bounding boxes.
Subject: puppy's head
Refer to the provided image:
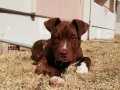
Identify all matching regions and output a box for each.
[44,18,89,63]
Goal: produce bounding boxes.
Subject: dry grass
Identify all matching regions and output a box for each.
[114,34,120,43]
[0,41,120,90]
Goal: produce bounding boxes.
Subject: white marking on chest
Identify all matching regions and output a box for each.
[63,40,67,49]
[76,62,88,74]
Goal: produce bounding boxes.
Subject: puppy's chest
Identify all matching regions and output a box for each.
[48,59,70,72]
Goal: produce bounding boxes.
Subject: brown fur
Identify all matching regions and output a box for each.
[31,18,91,76]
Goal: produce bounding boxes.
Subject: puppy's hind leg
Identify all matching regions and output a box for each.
[31,40,48,65]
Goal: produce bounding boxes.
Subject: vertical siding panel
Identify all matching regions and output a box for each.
[36,0,84,20]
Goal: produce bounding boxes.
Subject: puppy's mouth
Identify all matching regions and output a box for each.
[55,56,70,63]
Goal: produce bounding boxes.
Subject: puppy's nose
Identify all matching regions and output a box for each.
[60,49,68,56]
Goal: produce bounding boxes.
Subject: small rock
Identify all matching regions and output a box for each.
[49,76,65,87]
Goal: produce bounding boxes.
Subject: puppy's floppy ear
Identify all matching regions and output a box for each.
[44,18,61,32]
[72,19,89,36]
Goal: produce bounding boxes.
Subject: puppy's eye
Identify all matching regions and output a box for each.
[52,36,59,40]
[52,36,60,43]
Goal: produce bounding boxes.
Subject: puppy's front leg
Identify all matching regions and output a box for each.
[35,57,61,77]
[34,57,48,75]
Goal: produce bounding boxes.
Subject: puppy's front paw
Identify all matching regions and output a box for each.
[76,62,88,74]
[49,76,65,87]
[76,57,91,74]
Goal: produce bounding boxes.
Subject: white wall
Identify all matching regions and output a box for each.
[89,27,114,39]
[91,2,116,29]
[0,13,50,47]
[0,0,33,12]
[89,0,115,40]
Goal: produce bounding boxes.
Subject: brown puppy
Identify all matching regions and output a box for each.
[31,18,91,77]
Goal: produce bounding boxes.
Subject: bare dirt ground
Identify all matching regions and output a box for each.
[0,41,120,90]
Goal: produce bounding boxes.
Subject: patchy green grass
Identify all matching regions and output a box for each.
[0,41,120,90]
